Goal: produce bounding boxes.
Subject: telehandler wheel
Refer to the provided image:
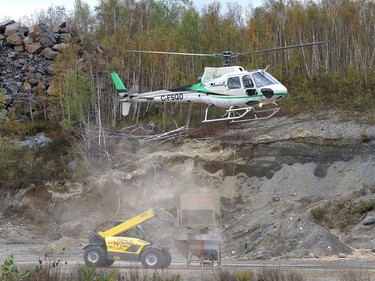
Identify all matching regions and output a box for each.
[141,248,164,268]
[84,245,108,267]
[160,248,172,268]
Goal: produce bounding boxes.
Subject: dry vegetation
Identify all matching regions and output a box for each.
[2,254,375,281]
[311,187,375,232]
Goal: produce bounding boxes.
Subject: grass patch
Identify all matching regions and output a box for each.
[311,198,375,231]
[257,268,304,281]
[200,268,304,281]
[3,257,375,281]
[339,269,372,281]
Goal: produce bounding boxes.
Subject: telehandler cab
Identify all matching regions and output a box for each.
[83,208,174,268]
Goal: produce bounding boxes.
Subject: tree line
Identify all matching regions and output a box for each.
[9,0,375,129]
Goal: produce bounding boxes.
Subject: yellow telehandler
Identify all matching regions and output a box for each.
[83,208,174,268]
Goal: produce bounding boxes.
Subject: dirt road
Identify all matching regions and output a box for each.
[2,242,375,281]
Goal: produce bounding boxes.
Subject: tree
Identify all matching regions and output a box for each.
[73,0,95,34]
[33,5,70,26]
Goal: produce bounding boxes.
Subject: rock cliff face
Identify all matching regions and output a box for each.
[0,20,72,121]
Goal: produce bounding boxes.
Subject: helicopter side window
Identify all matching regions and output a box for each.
[242,75,254,88]
[228,77,241,89]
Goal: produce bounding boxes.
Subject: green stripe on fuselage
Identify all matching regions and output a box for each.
[214,92,287,99]
[185,83,216,94]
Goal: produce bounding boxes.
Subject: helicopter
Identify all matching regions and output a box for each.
[112,42,322,123]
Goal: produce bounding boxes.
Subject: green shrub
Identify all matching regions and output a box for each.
[1,255,19,281]
[236,270,254,281]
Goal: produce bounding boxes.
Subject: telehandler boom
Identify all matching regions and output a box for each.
[83,208,174,268]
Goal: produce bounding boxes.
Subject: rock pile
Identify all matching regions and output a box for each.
[0,20,73,121]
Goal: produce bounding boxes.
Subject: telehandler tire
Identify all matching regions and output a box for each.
[141,248,164,268]
[84,245,108,267]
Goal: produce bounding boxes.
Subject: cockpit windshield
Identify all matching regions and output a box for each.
[252,71,280,87]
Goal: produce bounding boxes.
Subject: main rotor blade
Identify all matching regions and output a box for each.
[237,41,324,56]
[124,41,324,66]
[124,50,217,57]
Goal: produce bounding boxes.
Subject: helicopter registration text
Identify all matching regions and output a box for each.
[161,93,184,101]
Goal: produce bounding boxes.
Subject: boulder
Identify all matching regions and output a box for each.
[39,36,56,47]
[23,36,33,45]
[38,23,57,47]
[29,25,40,42]
[52,43,68,52]
[6,33,23,46]
[0,20,16,32]
[362,216,375,225]
[52,24,60,33]
[4,22,20,36]
[41,47,58,60]
[24,42,43,54]
[17,26,28,37]
[59,33,72,43]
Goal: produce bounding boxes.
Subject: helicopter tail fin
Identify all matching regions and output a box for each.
[111,72,131,116]
[111,72,127,93]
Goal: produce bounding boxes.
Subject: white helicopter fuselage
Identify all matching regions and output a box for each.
[128,66,287,108]
[114,66,288,122]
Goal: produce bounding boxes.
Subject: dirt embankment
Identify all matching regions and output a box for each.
[0,111,374,263]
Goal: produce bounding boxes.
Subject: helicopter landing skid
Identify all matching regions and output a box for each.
[202,105,280,123]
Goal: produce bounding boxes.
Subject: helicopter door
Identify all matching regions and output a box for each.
[226,76,243,97]
[242,75,257,96]
[227,75,258,97]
